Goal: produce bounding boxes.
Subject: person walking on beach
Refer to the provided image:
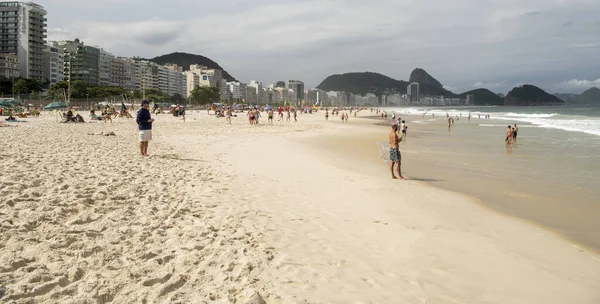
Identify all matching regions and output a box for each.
[226,108,232,124]
[389,124,405,180]
[512,124,519,142]
[325,110,329,120]
[293,110,297,122]
[401,120,407,138]
[136,100,154,156]
[505,125,513,144]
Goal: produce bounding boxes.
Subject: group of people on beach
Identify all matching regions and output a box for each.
[505,124,519,144]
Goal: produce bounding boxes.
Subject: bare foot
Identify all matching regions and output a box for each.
[398,176,407,180]
[392,176,398,179]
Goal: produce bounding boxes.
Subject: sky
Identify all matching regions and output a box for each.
[38,0,600,94]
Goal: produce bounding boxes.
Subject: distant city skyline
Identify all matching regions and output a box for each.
[32,0,600,94]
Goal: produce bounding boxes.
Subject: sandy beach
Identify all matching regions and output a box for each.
[1,110,599,303]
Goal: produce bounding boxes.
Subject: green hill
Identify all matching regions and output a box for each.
[505,85,565,106]
[458,88,504,105]
[409,68,443,89]
[316,70,456,97]
[149,52,236,82]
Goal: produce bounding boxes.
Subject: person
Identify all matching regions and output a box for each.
[226,108,232,124]
[401,120,407,138]
[389,124,405,180]
[505,125,513,144]
[247,109,254,125]
[293,109,297,122]
[286,110,291,122]
[136,100,154,156]
[344,113,349,122]
[267,109,274,125]
[513,124,519,142]
[325,110,329,120]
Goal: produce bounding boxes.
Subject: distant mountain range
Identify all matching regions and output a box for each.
[149,52,237,82]
[316,69,566,106]
[316,69,456,98]
[554,87,600,104]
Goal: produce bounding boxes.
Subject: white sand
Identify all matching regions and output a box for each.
[1,110,599,303]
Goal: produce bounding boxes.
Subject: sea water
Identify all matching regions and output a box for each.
[380,105,600,251]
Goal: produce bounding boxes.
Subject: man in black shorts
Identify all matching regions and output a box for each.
[389,124,405,180]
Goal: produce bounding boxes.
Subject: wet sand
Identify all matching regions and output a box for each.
[315,113,600,253]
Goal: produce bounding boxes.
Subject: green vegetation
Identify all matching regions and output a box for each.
[316,71,456,97]
[409,68,443,89]
[505,85,564,106]
[189,86,220,105]
[0,78,46,95]
[150,52,237,82]
[458,88,504,105]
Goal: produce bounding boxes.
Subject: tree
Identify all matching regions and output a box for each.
[49,81,68,100]
[70,80,88,99]
[189,86,220,105]
[13,78,43,94]
[170,93,185,104]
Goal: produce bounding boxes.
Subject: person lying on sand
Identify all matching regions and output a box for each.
[87,131,116,136]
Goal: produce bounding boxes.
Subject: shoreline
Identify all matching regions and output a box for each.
[357,112,600,254]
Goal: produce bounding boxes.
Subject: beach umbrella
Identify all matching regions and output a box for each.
[0,100,15,107]
[44,102,68,110]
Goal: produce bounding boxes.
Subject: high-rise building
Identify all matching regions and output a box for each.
[44,45,63,86]
[247,80,263,104]
[0,53,19,78]
[275,81,286,88]
[466,94,475,106]
[98,49,114,86]
[288,80,304,105]
[109,57,126,88]
[407,82,420,103]
[56,39,100,86]
[0,1,47,80]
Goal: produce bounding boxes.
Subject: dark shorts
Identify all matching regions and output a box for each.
[402,130,406,134]
[513,132,517,138]
[390,148,401,162]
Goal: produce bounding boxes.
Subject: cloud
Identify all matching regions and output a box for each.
[41,0,600,87]
[554,79,600,92]
[473,81,507,89]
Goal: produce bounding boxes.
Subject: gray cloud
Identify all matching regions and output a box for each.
[39,0,600,93]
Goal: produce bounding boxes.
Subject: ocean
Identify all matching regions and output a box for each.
[380,105,600,252]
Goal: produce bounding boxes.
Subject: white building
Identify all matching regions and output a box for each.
[0,1,47,80]
[45,45,63,86]
[247,80,264,104]
[407,82,420,103]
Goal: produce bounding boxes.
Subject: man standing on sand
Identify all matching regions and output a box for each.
[513,124,519,142]
[136,100,154,156]
[389,124,405,180]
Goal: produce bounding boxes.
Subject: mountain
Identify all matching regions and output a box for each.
[149,52,236,82]
[554,93,578,102]
[316,72,408,95]
[458,88,504,105]
[505,85,565,106]
[554,87,600,104]
[409,68,443,89]
[316,71,456,97]
[576,87,600,104]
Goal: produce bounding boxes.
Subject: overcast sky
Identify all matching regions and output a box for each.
[40,0,600,94]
